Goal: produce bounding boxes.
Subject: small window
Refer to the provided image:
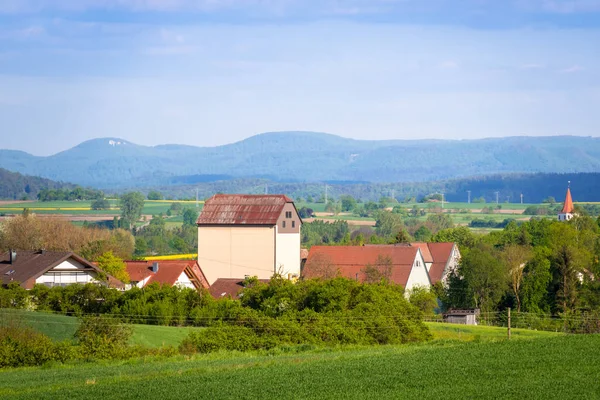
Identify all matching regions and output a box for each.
[286,211,292,218]
[292,221,295,228]
[282,221,286,228]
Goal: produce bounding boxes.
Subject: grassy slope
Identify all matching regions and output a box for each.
[0,335,597,399]
[1,310,199,347]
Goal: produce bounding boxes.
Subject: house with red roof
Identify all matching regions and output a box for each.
[302,245,431,292]
[410,242,460,286]
[208,277,271,299]
[558,184,575,221]
[197,194,302,284]
[123,260,209,290]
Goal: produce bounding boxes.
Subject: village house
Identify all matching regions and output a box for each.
[302,245,431,292]
[123,260,209,290]
[197,194,302,285]
[409,242,460,286]
[0,249,123,289]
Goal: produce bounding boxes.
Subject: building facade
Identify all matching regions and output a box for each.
[197,194,302,285]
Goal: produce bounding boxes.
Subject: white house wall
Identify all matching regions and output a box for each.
[275,226,301,278]
[35,258,98,286]
[405,251,431,292]
[175,271,196,289]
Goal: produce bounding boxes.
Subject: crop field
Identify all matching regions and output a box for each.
[0,334,597,399]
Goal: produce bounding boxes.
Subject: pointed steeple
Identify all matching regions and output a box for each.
[561,184,574,214]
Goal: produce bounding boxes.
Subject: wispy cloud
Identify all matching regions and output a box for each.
[561,65,585,73]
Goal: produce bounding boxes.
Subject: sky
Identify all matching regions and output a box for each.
[1,0,599,155]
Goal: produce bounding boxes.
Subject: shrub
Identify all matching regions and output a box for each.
[0,324,60,368]
[75,316,133,359]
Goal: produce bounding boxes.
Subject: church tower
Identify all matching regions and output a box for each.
[558,182,575,221]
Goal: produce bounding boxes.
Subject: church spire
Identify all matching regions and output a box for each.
[561,185,574,214]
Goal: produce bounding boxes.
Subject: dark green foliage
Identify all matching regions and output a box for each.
[182,208,199,226]
[301,220,350,247]
[119,192,145,229]
[91,198,111,210]
[147,191,163,200]
[38,186,104,201]
[0,168,75,200]
[181,278,431,354]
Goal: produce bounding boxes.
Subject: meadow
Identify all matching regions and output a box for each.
[0,333,596,399]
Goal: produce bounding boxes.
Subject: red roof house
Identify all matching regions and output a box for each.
[302,245,430,291]
[412,242,459,285]
[123,260,209,290]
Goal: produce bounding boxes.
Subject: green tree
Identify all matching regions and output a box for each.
[426,213,454,233]
[91,198,110,210]
[119,192,145,229]
[520,250,552,313]
[408,286,438,316]
[182,208,199,226]
[96,251,130,283]
[147,191,163,200]
[374,211,404,238]
[414,226,432,242]
[340,195,357,212]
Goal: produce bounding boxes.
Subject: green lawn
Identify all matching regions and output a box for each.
[0,334,598,399]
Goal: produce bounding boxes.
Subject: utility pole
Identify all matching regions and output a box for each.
[325,185,328,204]
[441,193,445,209]
[467,190,471,204]
[495,191,499,205]
[520,193,523,204]
[506,195,510,203]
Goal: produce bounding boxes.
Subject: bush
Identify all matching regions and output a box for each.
[0,324,66,368]
[75,316,133,359]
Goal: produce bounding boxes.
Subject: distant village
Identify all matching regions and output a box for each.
[1,186,577,309]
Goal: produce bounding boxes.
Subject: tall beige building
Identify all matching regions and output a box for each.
[197,194,302,285]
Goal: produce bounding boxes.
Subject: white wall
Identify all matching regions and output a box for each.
[275,226,301,278]
[405,251,431,292]
[35,258,98,286]
[175,271,196,289]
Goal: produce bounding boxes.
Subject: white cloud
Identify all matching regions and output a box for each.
[561,65,585,73]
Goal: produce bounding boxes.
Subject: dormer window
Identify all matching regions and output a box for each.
[285,211,292,218]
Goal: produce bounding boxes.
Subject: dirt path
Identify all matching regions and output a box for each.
[0,200,35,206]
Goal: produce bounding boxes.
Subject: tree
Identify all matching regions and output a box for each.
[362,255,393,284]
[408,286,438,316]
[147,191,163,200]
[501,244,532,312]
[520,251,552,313]
[119,192,145,230]
[96,251,130,283]
[374,211,404,238]
[91,198,110,210]
[426,213,454,233]
[542,196,556,205]
[168,202,183,215]
[414,226,432,242]
[340,195,357,212]
[182,208,199,226]
[452,245,508,313]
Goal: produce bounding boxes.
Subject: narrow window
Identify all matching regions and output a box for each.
[292,221,295,228]
[282,221,286,228]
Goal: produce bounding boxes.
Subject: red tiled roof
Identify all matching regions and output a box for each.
[411,242,433,263]
[123,260,209,289]
[209,278,270,299]
[426,242,455,284]
[197,194,293,225]
[303,245,419,287]
[561,187,574,214]
[2,250,124,289]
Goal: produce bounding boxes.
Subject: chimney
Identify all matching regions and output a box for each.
[151,262,159,273]
[9,250,17,264]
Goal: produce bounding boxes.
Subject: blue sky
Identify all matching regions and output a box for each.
[1,0,599,155]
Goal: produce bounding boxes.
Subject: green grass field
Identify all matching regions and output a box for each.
[0,310,199,348]
[0,200,203,216]
[0,334,597,399]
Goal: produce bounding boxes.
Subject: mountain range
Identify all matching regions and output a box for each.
[2,132,600,188]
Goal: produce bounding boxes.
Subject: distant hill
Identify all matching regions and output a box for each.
[3,132,600,188]
[0,168,74,200]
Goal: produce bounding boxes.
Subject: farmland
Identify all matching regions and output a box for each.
[0,334,596,399]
